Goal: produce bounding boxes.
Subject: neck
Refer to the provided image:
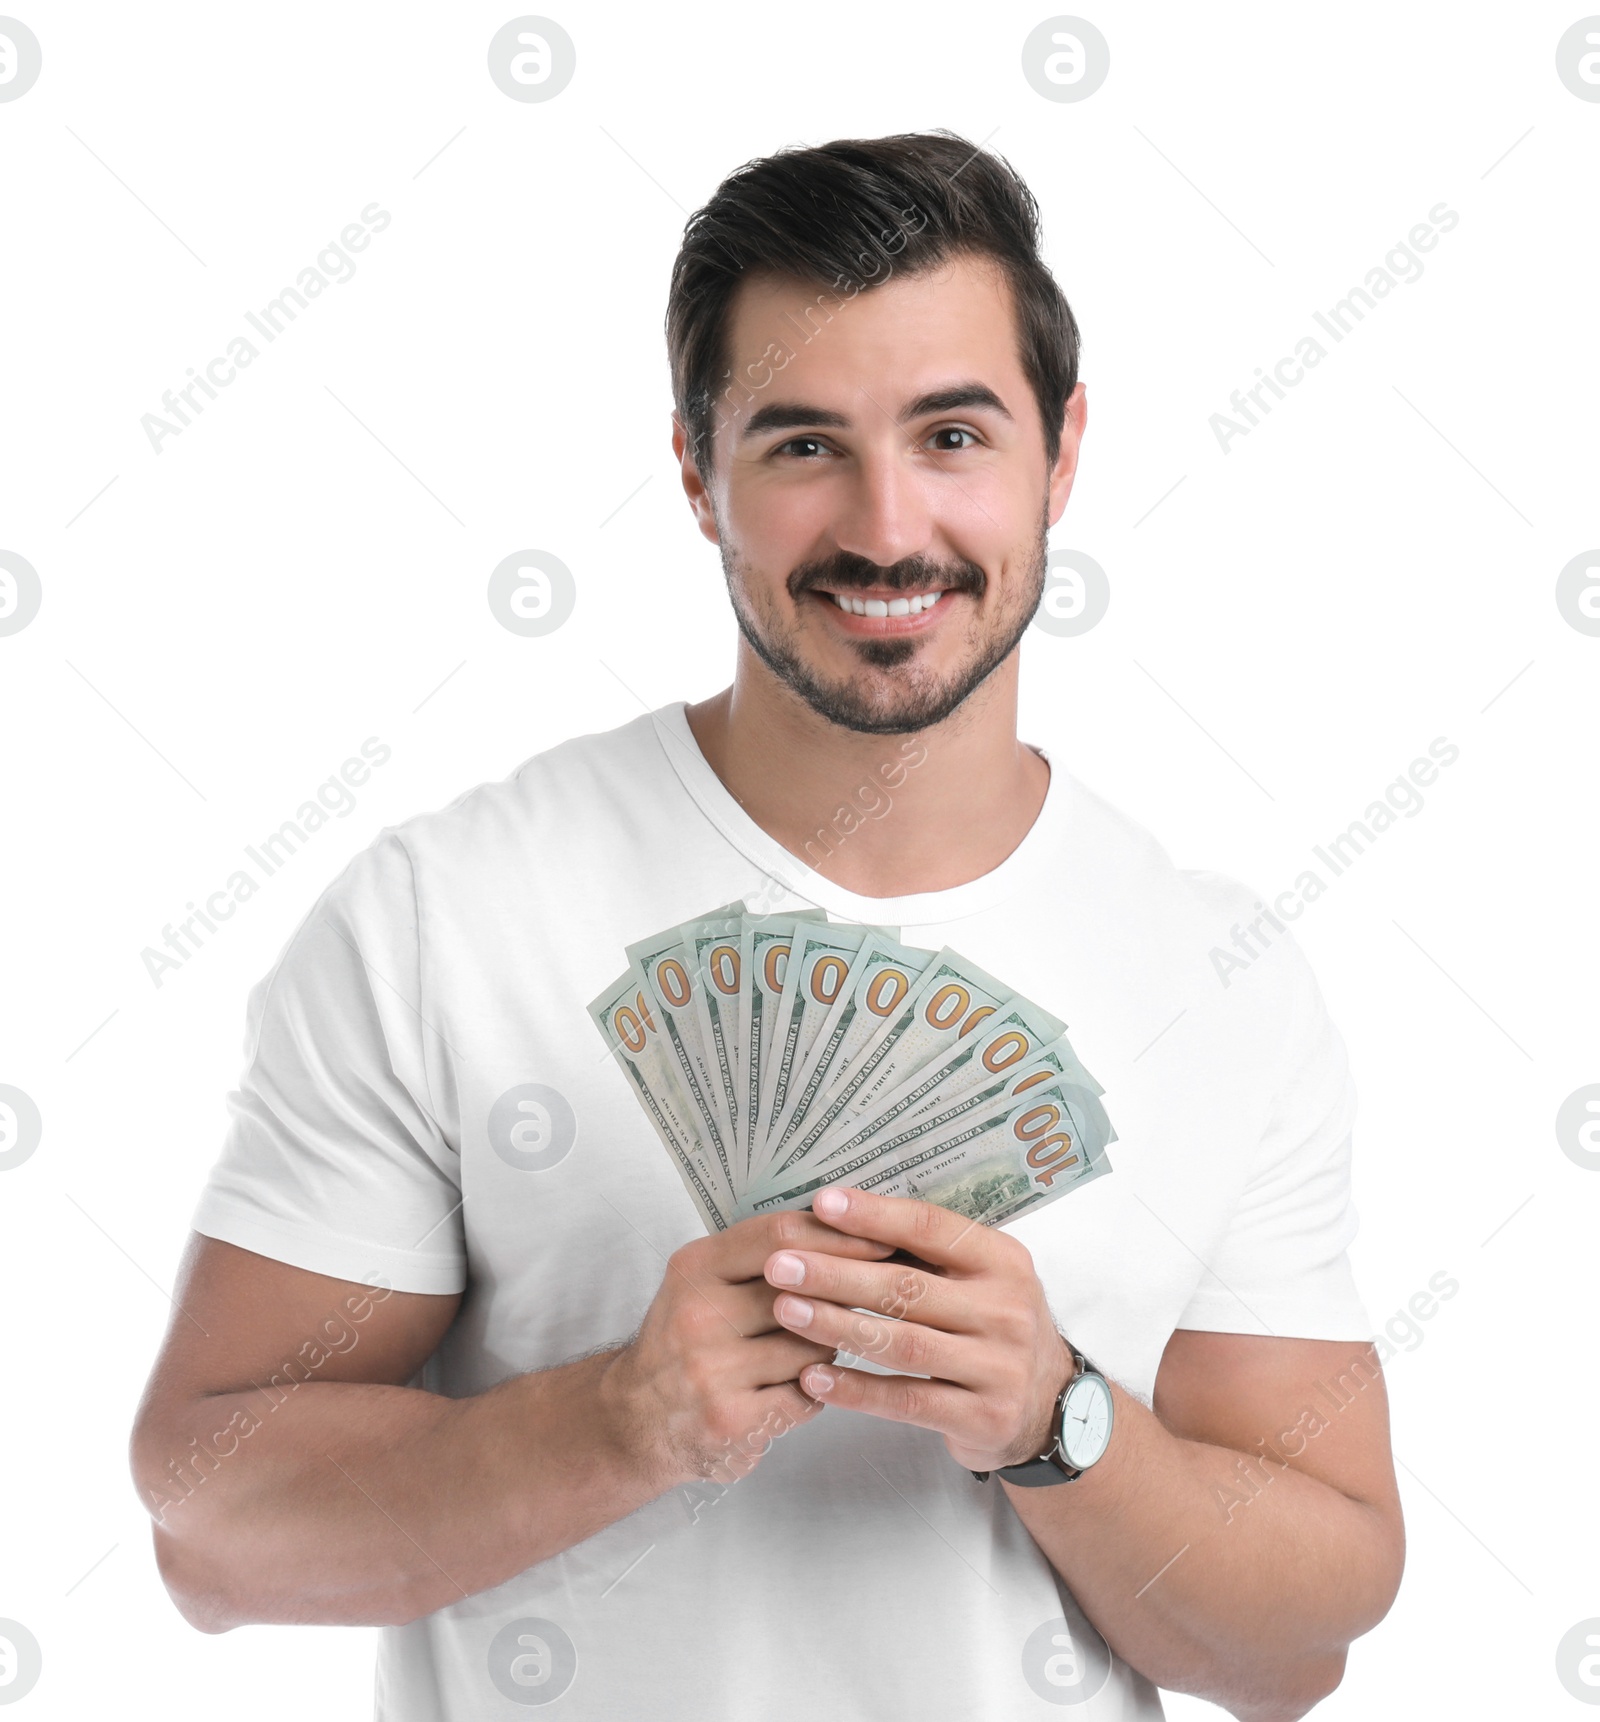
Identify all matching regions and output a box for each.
[683,642,1050,899]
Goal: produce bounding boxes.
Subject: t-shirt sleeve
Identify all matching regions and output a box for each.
[189,830,467,1295]
[1176,921,1372,1342]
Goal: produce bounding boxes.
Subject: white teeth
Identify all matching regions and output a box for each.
[830,590,946,617]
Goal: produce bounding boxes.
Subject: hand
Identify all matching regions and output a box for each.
[762,1186,1075,1474]
[602,1210,897,1492]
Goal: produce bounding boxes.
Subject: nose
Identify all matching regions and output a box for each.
[827,439,938,571]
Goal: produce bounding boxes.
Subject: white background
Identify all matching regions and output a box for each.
[1,1,1597,1715]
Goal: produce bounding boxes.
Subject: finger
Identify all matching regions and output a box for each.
[884,1247,945,1272]
[797,1358,969,1435]
[740,1329,840,1389]
[710,1278,832,1341]
[691,1383,828,1484]
[678,1278,861,1349]
[807,1187,1005,1272]
[772,1293,977,1383]
[759,1380,832,1433]
[761,1248,979,1336]
[705,1209,898,1283]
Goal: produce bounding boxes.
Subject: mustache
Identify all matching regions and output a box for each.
[789,557,987,599]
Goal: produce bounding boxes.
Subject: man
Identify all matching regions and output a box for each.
[132,131,1403,1719]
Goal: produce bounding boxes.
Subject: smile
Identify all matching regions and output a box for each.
[829,589,945,617]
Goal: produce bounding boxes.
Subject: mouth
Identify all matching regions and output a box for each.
[807,585,960,636]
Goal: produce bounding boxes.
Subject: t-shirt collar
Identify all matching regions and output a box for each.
[648,701,1069,929]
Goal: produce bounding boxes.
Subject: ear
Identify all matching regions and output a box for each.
[1045,383,1088,528]
[672,412,722,546]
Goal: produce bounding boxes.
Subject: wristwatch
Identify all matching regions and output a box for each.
[970,1339,1114,1487]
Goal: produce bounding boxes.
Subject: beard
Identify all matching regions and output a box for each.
[719,504,1050,737]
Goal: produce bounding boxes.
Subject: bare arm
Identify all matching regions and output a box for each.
[132,1219,893,1632]
[750,1189,1405,1722]
[1002,1330,1405,1722]
[130,1233,649,1632]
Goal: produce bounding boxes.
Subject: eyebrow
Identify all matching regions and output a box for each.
[738,383,1014,442]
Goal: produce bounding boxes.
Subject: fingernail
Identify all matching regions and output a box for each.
[806,1366,835,1393]
[814,1188,848,1217]
[769,1252,806,1286]
[779,1295,813,1328]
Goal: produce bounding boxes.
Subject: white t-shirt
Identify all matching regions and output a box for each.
[192,703,1370,1720]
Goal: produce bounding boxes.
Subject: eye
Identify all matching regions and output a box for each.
[768,427,981,460]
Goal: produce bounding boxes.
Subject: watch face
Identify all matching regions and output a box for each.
[1059,1374,1112,1468]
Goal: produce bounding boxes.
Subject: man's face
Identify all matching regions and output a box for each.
[678,252,1083,735]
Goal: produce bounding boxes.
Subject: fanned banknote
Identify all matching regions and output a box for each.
[587,899,1115,1232]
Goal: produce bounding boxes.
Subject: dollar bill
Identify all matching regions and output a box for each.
[626,921,742,1201]
[587,966,733,1231]
[750,1075,1114,1224]
[737,912,823,1185]
[753,922,871,1164]
[754,932,939,1186]
[590,900,1117,1240]
[757,949,1016,1189]
[771,1023,1094,1194]
[683,908,747,1180]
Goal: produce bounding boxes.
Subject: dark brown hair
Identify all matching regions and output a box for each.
[666,130,1080,481]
